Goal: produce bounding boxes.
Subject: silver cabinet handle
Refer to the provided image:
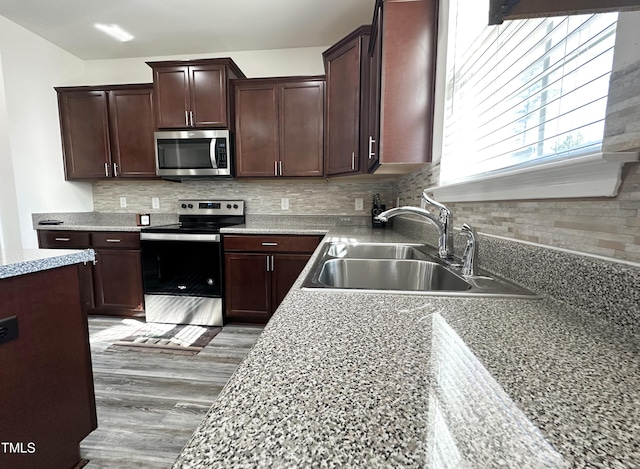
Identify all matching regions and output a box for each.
[190,111,194,127]
[54,237,71,242]
[185,111,189,126]
[369,136,376,159]
[266,255,270,272]
[105,239,121,243]
[279,161,283,176]
[261,242,278,246]
[178,285,187,290]
[271,255,275,271]
[113,162,119,177]
[351,152,355,170]
[104,162,110,177]
[274,161,278,176]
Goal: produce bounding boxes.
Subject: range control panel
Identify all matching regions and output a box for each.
[177,199,244,217]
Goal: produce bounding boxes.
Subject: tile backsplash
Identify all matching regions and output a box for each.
[93,178,396,216]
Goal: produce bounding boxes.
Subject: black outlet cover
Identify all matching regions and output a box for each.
[0,316,19,345]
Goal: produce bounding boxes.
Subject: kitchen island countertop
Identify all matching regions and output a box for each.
[173,225,640,468]
[0,247,95,279]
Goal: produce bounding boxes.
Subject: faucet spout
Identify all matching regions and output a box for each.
[375,206,454,259]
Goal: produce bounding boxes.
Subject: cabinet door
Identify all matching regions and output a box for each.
[272,254,311,311]
[189,64,228,128]
[152,66,191,128]
[280,81,324,177]
[58,90,111,179]
[224,253,272,321]
[235,85,279,177]
[108,88,158,178]
[324,38,364,176]
[92,249,144,314]
[367,6,383,172]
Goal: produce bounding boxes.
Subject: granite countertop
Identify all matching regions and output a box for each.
[0,248,95,279]
[172,226,640,469]
[26,213,640,466]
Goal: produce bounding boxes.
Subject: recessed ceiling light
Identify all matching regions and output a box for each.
[94,23,134,42]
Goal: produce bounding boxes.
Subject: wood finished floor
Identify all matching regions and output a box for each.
[81,316,264,468]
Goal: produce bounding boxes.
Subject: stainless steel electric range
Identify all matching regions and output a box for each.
[140,199,245,326]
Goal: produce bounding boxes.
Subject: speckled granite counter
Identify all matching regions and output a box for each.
[26,213,640,466]
[0,248,95,279]
[173,225,640,468]
[32,211,177,232]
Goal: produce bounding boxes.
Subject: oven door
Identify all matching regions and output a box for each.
[141,233,224,326]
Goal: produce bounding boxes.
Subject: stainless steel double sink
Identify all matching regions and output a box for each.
[302,242,537,298]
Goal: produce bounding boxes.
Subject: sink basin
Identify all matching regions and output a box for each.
[302,241,538,298]
[317,258,471,291]
[326,243,429,260]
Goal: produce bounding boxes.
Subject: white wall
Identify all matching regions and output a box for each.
[81,46,328,85]
[612,10,640,70]
[0,15,94,249]
[0,49,22,250]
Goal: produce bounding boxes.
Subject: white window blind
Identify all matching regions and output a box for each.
[440,0,618,184]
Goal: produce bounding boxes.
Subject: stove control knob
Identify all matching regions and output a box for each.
[227,204,232,209]
[181,203,187,209]
[188,204,193,209]
[233,204,238,209]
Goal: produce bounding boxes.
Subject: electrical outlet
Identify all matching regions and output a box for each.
[355,198,364,211]
[152,197,160,209]
[119,197,127,208]
[281,198,289,210]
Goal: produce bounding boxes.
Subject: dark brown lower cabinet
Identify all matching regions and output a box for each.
[92,248,144,315]
[38,230,144,317]
[0,265,97,469]
[224,235,322,323]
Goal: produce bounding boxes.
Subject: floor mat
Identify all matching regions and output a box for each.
[108,321,221,355]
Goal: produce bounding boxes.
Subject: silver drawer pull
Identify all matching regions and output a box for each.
[54,237,71,242]
[177,285,187,290]
[105,239,121,243]
[261,242,278,246]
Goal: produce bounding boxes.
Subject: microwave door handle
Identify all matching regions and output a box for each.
[209,138,218,169]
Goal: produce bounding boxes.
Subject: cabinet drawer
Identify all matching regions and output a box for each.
[91,232,140,249]
[224,235,321,253]
[38,230,91,249]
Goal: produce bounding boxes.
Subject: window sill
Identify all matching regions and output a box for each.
[426,152,639,202]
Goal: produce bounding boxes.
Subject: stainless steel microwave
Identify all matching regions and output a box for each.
[154,130,232,178]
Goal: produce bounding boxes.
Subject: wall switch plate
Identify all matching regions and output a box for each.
[281,198,289,210]
[119,197,127,208]
[355,198,364,211]
[152,197,160,209]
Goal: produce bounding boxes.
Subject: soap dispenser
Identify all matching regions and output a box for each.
[371,194,386,228]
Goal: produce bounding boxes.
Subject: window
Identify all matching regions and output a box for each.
[439,0,618,185]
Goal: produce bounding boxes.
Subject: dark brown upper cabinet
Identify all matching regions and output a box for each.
[367,0,438,174]
[234,77,325,178]
[56,84,157,180]
[489,0,640,24]
[147,58,245,129]
[323,26,371,177]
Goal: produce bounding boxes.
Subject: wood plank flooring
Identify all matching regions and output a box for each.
[81,317,264,468]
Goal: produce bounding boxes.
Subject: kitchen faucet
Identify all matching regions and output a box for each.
[375,191,455,260]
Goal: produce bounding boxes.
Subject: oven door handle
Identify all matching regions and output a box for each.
[140,233,220,242]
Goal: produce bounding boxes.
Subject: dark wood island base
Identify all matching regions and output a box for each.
[0,264,97,469]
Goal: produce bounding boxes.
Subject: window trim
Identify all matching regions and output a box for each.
[425,151,638,202]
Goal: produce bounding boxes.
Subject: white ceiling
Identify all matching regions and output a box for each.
[0,0,376,60]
